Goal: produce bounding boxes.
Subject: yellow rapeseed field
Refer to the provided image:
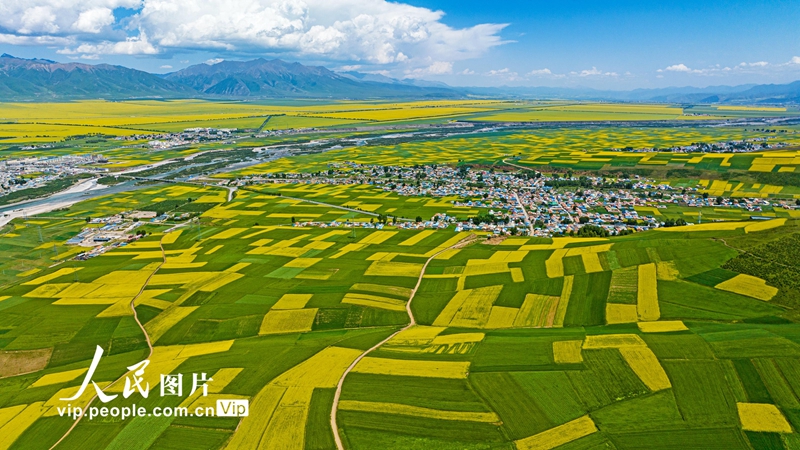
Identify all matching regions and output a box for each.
[553,275,574,327]
[22,268,82,286]
[487,306,519,328]
[434,285,503,328]
[161,229,183,245]
[606,304,639,324]
[272,347,363,388]
[744,218,786,233]
[638,321,688,333]
[545,249,568,278]
[387,326,446,346]
[272,294,313,310]
[553,340,584,364]
[358,231,397,245]
[581,253,604,273]
[618,347,672,391]
[583,334,647,349]
[656,261,679,281]
[715,274,778,301]
[0,403,48,449]
[515,415,598,450]
[28,368,87,388]
[146,306,199,343]
[353,357,470,379]
[342,293,406,311]
[737,403,793,433]
[399,230,437,246]
[364,261,424,277]
[259,309,318,335]
[515,294,560,327]
[224,347,362,449]
[637,263,660,321]
[350,283,412,298]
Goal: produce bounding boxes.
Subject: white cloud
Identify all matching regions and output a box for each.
[527,68,551,76]
[135,0,507,65]
[0,33,71,46]
[58,30,158,56]
[205,58,224,65]
[160,64,172,68]
[337,64,362,71]
[487,68,512,76]
[404,61,452,78]
[73,8,115,33]
[1,1,141,36]
[662,63,717,75]
[485,67,520,81]
[740,61,768,67]
[662,63,715,75]
[426,61,453,74]
[0,0,507,69]
[19,6,59,34]
[665,63,692,73]
[460,68,475,75]
[661,58,800,76]
[579,67,617,77]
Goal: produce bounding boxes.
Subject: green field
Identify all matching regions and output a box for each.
[230,126,800,176]
[2,101,800,449]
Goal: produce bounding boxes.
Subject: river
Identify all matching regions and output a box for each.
[0,179,157,227]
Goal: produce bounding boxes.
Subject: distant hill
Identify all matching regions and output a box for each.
[721,81,800,104]
[338,71,451,88]
[163,58,458,98]
[0,53,798,104]
[0,54,194,100]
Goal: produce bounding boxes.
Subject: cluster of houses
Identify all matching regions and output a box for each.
[0,154,108,196]
[611,137,791,153]
[145,128,239,149]
[67,211,172,259]
[240,161,793,237]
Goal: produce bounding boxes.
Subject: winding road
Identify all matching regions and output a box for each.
[329,234,477,450]
[48,236,165,449]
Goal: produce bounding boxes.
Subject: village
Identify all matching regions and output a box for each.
[611,137,791,153]
[239,162,788,237]
[0,154,108,197]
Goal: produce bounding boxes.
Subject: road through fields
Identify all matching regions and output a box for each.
[49,237,166,449]
[329,234,477,450]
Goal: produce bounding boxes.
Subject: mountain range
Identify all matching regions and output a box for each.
[1,54,798,104]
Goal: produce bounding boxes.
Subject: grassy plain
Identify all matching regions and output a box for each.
[2,185,800,450]
[1,101,800,449]
[232,126,800,179]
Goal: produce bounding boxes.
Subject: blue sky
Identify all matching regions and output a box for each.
[424,0,800,83]
[1,0,798,89]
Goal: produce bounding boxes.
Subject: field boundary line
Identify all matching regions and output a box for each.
[49,237,165,449]
[239,185,414,222]
[329,234,477,450]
